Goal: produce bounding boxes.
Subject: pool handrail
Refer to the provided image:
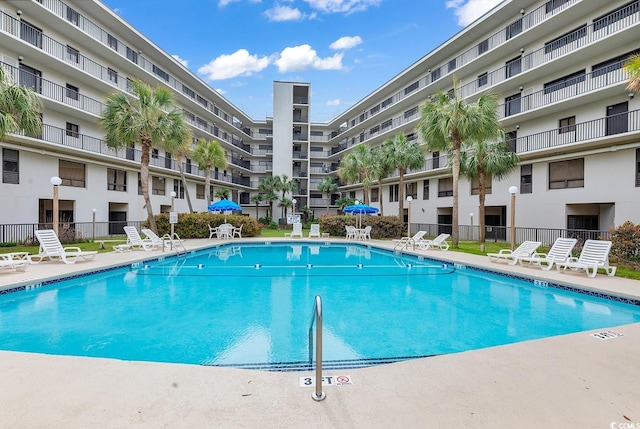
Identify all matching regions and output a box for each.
[308,295,325,401]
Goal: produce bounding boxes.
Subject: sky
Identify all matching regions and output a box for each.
[101,0,503,123]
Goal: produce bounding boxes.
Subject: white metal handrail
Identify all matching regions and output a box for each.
[308,295,325,401]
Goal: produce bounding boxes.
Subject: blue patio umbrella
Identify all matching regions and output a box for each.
[343,203,379,228]
[208,199,241,222]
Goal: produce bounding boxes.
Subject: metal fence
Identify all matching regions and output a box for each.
[0,221,144,244]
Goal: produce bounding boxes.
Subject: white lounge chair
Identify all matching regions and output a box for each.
[516,237,577,270]
[0,254,28,272]
[556,239,617,278]
[308,224,321,238]
[123,226,163,251]
[141,228,167,247]
[208,224,218,239]
[487,240,542,265]
[393,231,427,249]
[291,222,303,238]
[419,233,451,251]
[29,229,97,264]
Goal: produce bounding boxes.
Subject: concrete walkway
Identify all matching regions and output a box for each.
[1,238,639,428]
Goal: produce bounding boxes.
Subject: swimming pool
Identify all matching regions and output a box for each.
[1,242,639,370]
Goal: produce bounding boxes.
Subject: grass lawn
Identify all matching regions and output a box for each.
[2,230,638,280]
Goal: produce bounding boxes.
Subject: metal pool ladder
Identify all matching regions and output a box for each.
[308,295,326,401]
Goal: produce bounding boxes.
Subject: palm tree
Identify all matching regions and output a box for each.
[164,131,194,213]
[274,174,297,219]
[370,146,394,216]
[338,144,375,205]
[279,198,294,221]
[258,176,279,220]
[383,133,425,217]
[214,188,230,200]
[0,67,42,139]
[317,176,338,214]
[461,139,519,252]
[625,53,640,92]
[418,84,503,247]
[100,79,188,233]
[251,193,263,220]
[191,139,227,206]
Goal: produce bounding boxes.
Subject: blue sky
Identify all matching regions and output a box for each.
[101,0,502,122]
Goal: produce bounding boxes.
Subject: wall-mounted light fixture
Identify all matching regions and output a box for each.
[427,68,431,73]
[629,92,635,99]
[520,9,525,15]
[515,125,520,130]
[520,48,525,54]
[18,56,23,62]
[16,10,22,16]
[519,86,523,92]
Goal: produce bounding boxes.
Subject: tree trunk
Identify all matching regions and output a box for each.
[176,156,194,213]
[140,142,156,233]
[378,179,384,216]
[451,135,461,247]
[478,169,487,253]
[398,169,405,218]
[205,167,211,207]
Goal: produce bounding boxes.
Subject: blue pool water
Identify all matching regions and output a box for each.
[1,242,639,370]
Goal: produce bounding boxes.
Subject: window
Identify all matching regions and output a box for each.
[477,72,488,87]
[152,176,165,195]
[505,56,522,78]
[438,178,453,197]
[543,70,586,94]
[137,173,142,195]
[636,149,640,187]
[430,69,441,82]
[404,107,418,119]
[549,158,584,189]
[107,68,118,84]
[66,83,79,100]
[521,164,532,194]
[381,119,392,130]
[592,50,640,77]
[173,179,184,199]
[66,7,79,25]
[381,97,393,108]
[59,160,85,187]
[545,0,571,13]
[20,20,42,48]
[152,65,169,82]
[65,122,79,138]
[196,184,205,199]
[478,38,489,55]
[471,175,492,195]
[19,64,42,94]
[448,58,457,72]
[567,215,599,230]
[505,18,522,40]
[370,105,380,115]
[152,148,159,159]
[544,25,586,54]
[432,151,440,169]
[422,180,429,200]
[504,94,521,117]
[406,182,417,199]
[107,168,127,192]
[182,85,195,98]
[2,148,19,184]
[369,125,380,134]
[107,33,118,50]
[66,45,79,63]
[593,1,639,32]
[371,188,378,203]
[126,78,133,93]
[506,131,517,152]
[196,95,208,107]
[559,116,576,134]
[389,184,399,202]
[404,81,419,95]
[126,47,138,63]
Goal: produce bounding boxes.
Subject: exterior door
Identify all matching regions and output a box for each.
[606,102,628,135]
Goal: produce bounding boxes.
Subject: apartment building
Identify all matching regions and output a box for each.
[0,0,638,237]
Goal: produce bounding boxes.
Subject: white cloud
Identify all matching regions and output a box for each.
[215,88,227,95]
[304,0,381,14]
[198,49,270,80]
[326,99,341,106]
[445,0,503,27]
[274,44,343,72]
[330,36,363,50]
[265,5,303,21]
[172,55,189,67]
[219,0,261,7]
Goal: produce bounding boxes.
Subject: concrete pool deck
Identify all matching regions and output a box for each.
[1,238,639,428]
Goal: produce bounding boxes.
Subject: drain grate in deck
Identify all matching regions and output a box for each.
[590,330,624,340]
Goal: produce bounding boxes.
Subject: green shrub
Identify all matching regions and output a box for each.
[144,212,261,238]
[0,241,17,247]
[611,221,640,263]
[319,214,404,239]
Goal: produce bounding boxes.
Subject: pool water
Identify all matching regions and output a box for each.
[1,242,639,370]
